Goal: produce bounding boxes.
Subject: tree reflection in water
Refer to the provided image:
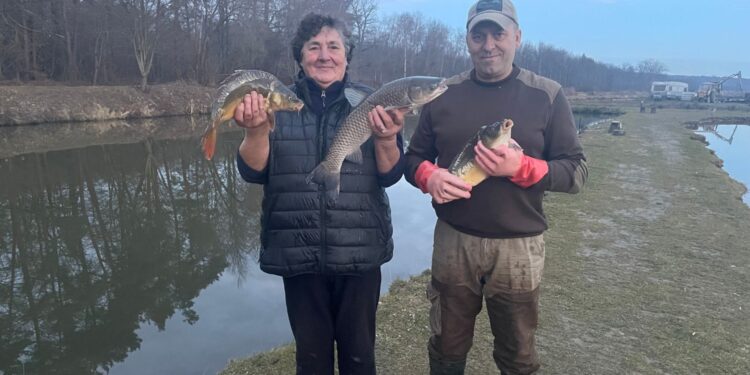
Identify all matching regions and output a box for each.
[0,132,260,375]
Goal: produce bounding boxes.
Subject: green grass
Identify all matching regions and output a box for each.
[221,103,750,375]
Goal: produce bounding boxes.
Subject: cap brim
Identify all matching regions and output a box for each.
[467,12,515,31]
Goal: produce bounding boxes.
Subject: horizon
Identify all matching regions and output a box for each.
[376,0,749,78]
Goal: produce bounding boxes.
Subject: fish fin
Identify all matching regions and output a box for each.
[383,104,412,112]
[200,114,224,160]
[200,126,218,160]
[344,88,368,107]
[345,149,363,164]
[306,164,341,200]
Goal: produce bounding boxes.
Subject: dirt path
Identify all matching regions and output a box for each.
[221,104,750,374]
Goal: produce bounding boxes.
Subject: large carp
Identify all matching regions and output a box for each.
[200,70,303,160]
[449,119,515,186]
[307,76,449,198]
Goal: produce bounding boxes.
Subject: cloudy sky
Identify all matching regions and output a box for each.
[377,0,750,77]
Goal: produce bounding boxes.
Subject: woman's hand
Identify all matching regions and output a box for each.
[234,91,271,131]
[368,105,407,140]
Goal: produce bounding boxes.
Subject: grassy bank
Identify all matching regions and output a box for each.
[221,103,750,374]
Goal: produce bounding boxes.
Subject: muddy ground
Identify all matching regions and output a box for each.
[220,101,750,374]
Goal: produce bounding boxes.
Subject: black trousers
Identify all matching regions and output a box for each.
[283,268,381,375]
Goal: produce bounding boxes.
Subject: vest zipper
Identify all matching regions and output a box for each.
[317,108,328,274]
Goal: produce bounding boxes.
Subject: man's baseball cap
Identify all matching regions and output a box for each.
[466,0,518,31]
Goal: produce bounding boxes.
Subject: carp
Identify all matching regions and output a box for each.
[201,70,303,160]
[448,119,515,186]
[307,76,449,198]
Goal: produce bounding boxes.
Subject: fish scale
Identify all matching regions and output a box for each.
[211,70,280,117]
[201,69,303,160]
[307,76,449,199]
[448,119,515,186]
[326,79,417,164]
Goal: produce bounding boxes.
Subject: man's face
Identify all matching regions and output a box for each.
[466,21,521,82]
[300,26,347,89]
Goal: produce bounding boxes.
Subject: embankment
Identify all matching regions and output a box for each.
[0,83,213,126]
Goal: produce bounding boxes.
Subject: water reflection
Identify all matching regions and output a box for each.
[0,126,263,374]
[697,124,750,204]
[0,117,436,375]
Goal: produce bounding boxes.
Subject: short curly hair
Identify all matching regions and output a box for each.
[291,13,354,67]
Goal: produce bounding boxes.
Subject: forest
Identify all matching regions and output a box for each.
[1,0,670,91]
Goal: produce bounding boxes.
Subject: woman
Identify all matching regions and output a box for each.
[235,13,405,375]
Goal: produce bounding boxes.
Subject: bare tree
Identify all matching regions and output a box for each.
[349,0,376,47]
[637,58,668,74]
[93,31,108,85]
[59,0,82,81]
[131,0,163,91]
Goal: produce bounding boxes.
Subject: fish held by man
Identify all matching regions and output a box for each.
[200,70,304,160]
[449,119,515,186]
[306,76,449,198]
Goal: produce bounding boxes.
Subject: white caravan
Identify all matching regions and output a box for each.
[650,81,690,100]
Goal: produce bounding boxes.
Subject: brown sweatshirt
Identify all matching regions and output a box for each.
[405,66,588,238]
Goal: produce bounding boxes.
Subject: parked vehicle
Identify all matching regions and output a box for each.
[608,121,625,136]
[696,71,744,103]
[650,81,690,100]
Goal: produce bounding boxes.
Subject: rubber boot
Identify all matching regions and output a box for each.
[429,355,466,375]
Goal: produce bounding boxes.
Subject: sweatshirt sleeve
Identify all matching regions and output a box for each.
[405,103,439,188]
[377,133,405,187]
[538,90,588,193]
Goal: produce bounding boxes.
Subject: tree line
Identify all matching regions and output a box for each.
[1,0,669,91]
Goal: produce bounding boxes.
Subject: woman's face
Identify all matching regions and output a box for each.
[300,26,347,89]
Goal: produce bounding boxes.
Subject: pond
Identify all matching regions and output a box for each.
[0,117,436,375]
[695,124,750,205]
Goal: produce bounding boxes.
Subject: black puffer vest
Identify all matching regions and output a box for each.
[259,76,394,277]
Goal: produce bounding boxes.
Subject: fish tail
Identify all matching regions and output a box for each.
[200,118,221,160]
[306,162,341,199]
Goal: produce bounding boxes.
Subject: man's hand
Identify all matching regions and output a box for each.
[426,168,472,204]
[234,91,271,132]
[474,139,524,177]
[368,105,407,141]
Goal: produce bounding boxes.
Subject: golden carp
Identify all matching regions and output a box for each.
[201,70,303,160]
[448,119,514,186]
[307,76,449,198]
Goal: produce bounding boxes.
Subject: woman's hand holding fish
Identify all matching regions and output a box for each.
[474,140,523,177]
[368,105,406,140]
[234,91,271,132]
[426,168,472,204]
[369,105,407,174]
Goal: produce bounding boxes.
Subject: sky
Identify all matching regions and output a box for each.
[376,0,750,78]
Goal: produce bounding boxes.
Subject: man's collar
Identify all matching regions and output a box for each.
[470,64,519,87]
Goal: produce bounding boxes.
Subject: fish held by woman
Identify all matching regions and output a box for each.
[200,70,304,160]
[306,76,449,198]
[449,119,516,186]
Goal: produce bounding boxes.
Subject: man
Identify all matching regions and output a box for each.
[404,0,588,374]
[235,13,405,374]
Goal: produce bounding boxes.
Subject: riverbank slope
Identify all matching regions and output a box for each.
[220,104,750,374]
[0,83,213,126]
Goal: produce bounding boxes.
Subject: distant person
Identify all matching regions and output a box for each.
[640,100,646,112]
[235,13,406,374]
[404,0,588,373]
